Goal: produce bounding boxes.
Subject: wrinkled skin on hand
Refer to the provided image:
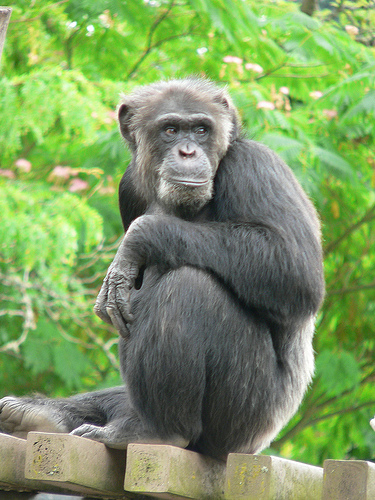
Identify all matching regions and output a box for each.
[94,217,146,339]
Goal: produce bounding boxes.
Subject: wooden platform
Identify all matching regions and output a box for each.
[1,432,374,499]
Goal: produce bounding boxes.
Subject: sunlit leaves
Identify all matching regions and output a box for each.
[0,183,103,272]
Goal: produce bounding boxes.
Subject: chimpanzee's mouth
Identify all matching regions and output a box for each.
[170,178,209,187]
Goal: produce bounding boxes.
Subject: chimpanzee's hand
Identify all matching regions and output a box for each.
[94,254,138,338]
[94,218,147,338]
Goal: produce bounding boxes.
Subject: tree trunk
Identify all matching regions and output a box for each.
[301,0,317,16]
[0,8,12,63]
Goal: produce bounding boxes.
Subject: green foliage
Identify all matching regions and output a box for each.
[22,318,90,389]
[0,183,103,271]
[0,182,111,391]
[316,349,361,397]
[1,0,375,464]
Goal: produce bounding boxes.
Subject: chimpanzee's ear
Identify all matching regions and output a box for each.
[228,106,241,143]
[215,90,241,143]
[118,103,135,145]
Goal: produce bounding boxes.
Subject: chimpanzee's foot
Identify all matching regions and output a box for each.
[71,420,189,450]
[0,397,69,438]
[0,396,190,449]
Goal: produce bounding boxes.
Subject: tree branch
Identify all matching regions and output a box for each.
[309,400,375,427]
[324,203,375,255]
[0,271,35,354]
[273,370,375,449]
[10,1,69,24]
[126,0,178,79]
[327,280,375,297]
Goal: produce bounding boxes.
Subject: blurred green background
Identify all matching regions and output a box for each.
[0,0,374,465]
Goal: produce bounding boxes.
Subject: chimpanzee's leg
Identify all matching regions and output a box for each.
[122,265,314,459]
[2,265,279,456]
[120,265,258,452]
[0,387,127,438]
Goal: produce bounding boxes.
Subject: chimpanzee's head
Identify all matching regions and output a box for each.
[118,79,240,214]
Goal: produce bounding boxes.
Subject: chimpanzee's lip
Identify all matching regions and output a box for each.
[170,178,209,187]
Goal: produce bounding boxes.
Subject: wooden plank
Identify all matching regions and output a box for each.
[0,433,38,492]
[322,459,375,500]
[225,453,323,500]
[24,432,131,498]
[124,443,226,499]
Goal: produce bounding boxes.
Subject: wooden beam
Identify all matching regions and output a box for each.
[323,460,375,500]
[25,432,130,498]
[225,453,323,500]
[124,443,226,499]
[0,433,37,492]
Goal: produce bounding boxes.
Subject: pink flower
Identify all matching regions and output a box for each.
[345,25,359,37]
[0,169,16,179]
[257,101,275,110]
[245,63,263,73]
[323,109,338,120]
[51,166,72,180]
[69,178,89,193]
[310,91,323,100]
[223,56,243,64]
[15,158,32,172]
[279,87,289,95]
[104,110,118,125]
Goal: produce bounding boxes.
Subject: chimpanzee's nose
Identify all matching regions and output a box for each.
[179,144,196,158]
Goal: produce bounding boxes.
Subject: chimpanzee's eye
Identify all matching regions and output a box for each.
[195,127,208,136]
[164,126,178,136]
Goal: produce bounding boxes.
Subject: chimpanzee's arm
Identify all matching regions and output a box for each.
[95,141,324,338]
[118,161,147,231]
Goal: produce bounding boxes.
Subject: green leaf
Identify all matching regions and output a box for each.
[261,133,304,162]
[315,350,361,396]
[189,0,259,45]
[22,318,56,375]
[311,146,354,179]
[341,90,375,121]
[52,341,90,390]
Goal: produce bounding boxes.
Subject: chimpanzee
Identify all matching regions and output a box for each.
[0,79,324,460]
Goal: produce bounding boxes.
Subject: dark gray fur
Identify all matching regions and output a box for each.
[0,79,324,459]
